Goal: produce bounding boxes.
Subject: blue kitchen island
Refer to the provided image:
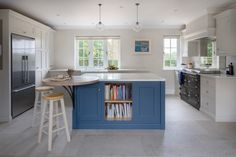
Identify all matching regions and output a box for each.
[72,73,165,129]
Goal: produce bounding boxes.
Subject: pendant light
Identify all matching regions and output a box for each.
[133,3,142,32]
[96,3,105,31]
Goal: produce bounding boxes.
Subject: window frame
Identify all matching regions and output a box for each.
[75,36,120,70]
[163,36,180,70]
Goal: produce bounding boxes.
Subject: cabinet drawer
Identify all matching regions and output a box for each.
[201,85,215,98]
[201,94,215,117]
[201,77,215,88]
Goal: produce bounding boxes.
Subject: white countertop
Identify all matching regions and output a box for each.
[200,74,236,79]
[81,73,165,82]
[48,68,149,73]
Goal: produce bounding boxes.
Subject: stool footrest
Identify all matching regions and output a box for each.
[53,127,65,133]
[53,113,63,117]
[42,130,48,135]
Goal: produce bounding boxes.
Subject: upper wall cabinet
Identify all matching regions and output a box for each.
[215,9,236,56]
[9,15,35,38]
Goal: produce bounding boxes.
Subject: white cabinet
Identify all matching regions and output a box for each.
[48,31,54,69]
[10,15,35,37]
[200,76,216,118]
[34,29,54,87]
[200,75,236,122]
[215,9,236,56]
[187,40,199,57]
[9,11,55,87]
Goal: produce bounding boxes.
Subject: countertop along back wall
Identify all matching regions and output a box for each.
[54,28,181,94]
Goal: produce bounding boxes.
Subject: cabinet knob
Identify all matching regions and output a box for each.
[206,90,208,94]
[98,88,101,92]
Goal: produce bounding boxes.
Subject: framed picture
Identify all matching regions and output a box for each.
[134,39,151,54]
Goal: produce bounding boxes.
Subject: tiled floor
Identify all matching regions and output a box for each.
[0,96,236,157]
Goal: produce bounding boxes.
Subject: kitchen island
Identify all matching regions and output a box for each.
[72,73,165,129]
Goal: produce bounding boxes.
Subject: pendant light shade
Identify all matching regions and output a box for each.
[133,3,142,32]
[96,3,105,31]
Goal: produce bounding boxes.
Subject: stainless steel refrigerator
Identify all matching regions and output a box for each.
[11,34,35,118]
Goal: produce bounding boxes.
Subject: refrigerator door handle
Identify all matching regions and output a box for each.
[24,56,27,83]
[21,56,25,83]
[26,56,29,83]
[12,84,35,93]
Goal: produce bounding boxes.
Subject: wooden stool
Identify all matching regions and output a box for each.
[32,86,54,127]
[38,92,70,151]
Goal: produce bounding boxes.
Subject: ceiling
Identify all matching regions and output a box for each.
[0,0,235,29]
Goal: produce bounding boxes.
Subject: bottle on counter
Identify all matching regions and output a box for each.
[226,63,234,75]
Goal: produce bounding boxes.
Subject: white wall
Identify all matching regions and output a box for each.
[54,28,181,94]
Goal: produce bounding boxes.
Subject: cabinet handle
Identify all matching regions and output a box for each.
[206,90,208,94]
[98,88,101,92]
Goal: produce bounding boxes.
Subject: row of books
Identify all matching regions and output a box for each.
[105,84,132,100]
[105,103,132,119]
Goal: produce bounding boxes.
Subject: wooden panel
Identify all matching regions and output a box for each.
[133,82,161,124]
[76,83,102,121]
[73,81,165,129]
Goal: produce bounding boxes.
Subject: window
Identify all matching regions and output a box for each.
[163,36,180,69]
[75,37,120,69]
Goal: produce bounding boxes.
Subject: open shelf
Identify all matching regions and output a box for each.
[104,83,132,121]
[105,117,132,121]
[105,100,132,103]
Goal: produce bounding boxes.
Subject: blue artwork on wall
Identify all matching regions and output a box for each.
[135,40,150,54]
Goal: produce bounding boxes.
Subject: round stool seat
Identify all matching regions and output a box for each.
[43,93,64,101]
[36,86,54,92]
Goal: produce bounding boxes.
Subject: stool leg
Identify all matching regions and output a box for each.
[55,101,60,135]
[38,99,47,143]
[48,100,54,151]
[60,99,70,142]
[32,91,39,127]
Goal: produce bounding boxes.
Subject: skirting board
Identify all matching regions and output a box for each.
[166,89,175,95]
[0,115,11,122]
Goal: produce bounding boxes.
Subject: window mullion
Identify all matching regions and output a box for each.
[170,39,172,67]
[104,40,108,68]
[89,40,93,68]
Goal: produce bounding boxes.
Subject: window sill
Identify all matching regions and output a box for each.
[163,67,180,71]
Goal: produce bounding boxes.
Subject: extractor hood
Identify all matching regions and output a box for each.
[182,14,216,40]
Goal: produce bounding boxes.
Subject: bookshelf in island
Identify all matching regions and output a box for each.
[72,73,165,129]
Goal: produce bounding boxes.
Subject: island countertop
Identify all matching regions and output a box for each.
[79,72,166,82]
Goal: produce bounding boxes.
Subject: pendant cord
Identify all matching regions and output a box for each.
[99,4,102,23]
[136,3,140,24]
[137,4,139,23]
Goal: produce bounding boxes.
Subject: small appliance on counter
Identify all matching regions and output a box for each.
[226,63,234,75]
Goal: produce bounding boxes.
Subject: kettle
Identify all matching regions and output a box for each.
[226,63,234,75]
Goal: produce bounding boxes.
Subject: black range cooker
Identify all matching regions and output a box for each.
[178,68,220,110]
[179,70,200,110]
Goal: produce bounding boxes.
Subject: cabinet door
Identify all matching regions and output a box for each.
[10,16,34,37]
[76,83,102,121]
[48,31,54,69]
[133,82,164,124]
[188,40,199,57]
[216,15,232,55]
[35,71,42,87]
[216,9,236,56]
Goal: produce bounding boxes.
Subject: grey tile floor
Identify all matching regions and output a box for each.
[0,96,236,157]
